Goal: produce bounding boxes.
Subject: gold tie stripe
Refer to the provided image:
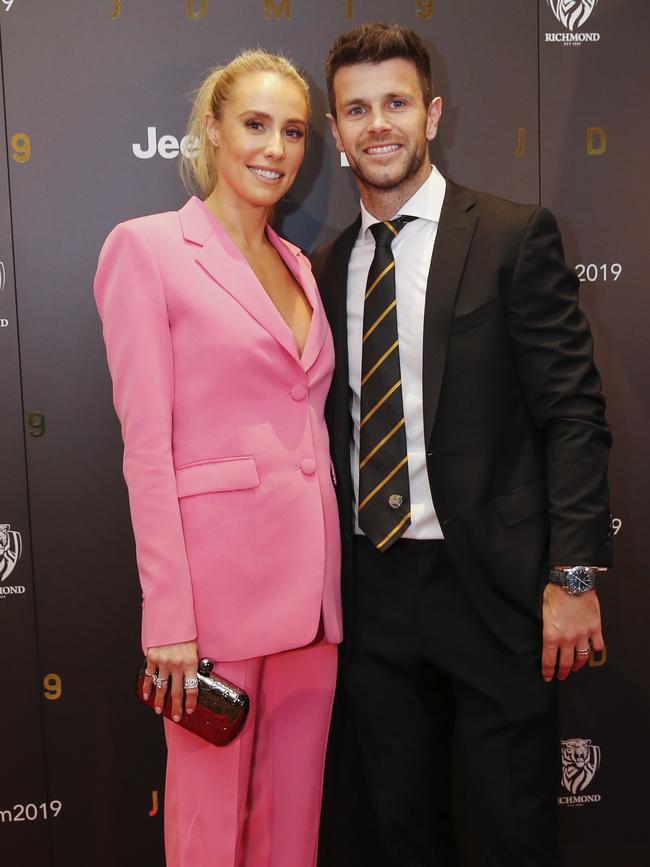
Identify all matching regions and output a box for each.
[360,380,402,428]
[365,261,395,300]
[359,418,406,471]
[376,511,412,551]
[358,455,409,512]
[360,340,399,387]
[363,299,397,342]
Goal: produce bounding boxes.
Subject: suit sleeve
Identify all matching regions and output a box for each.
[505,206,612,567]
[94,223,197,651]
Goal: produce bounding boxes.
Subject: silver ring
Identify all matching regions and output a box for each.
[575,646,592,657]
[184,677,199,690]
[152,674,169,688]
[144,670,156,678]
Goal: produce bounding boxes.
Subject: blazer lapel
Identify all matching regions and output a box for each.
[326,218,359,400]
[317,218,361,526]
[265,225,327,372]
[179,198,301,364]
[422,181,478,445]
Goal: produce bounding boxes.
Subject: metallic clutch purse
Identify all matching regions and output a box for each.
[136,657,249,747]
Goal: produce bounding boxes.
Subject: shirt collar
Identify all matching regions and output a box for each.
[359,164,446,240]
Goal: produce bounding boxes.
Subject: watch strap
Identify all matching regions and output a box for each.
[549,568,571,587]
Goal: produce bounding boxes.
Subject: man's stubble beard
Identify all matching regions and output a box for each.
[348,135,429,194]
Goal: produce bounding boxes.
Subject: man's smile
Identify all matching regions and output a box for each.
[364,143,402,155]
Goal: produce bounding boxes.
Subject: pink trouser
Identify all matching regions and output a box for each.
[163,640,338,867]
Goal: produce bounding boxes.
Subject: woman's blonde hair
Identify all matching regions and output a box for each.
[180,49,311,197]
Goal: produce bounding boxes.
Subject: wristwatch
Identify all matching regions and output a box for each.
[548,566,600,595]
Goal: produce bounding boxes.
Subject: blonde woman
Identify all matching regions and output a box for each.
[94,51,342,867]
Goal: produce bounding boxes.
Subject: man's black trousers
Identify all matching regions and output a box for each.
[326,535,562,867]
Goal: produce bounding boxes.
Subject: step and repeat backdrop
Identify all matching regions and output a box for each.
[0,1,648,865]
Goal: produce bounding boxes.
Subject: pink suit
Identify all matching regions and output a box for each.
[94,197,342,867]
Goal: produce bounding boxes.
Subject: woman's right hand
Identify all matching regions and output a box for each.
[143,640,199,722]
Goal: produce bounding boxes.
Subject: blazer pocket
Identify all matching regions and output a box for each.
[450,294,500,334]
[493,479,547,526]
[175,457,260,498]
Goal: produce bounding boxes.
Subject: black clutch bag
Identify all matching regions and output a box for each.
[136,657,249,747]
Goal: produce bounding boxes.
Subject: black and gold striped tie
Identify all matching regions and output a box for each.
[358,217,414,551]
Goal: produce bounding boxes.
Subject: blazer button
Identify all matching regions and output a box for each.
[290,384,308,401]
[301,458,316,476]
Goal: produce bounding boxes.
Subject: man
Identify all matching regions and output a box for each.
[313,22,612,867]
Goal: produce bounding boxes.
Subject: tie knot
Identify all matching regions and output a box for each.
[369,216,415,248]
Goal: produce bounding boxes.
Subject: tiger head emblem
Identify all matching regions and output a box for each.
[547,0,599,32]
[561,738,601,794]
[0,523,23,582]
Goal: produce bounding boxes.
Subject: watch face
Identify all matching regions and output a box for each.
[567,567,595,593]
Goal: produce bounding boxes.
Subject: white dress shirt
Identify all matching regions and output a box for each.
[348,165,446,539]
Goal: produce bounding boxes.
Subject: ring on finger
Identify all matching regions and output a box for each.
[184,676,199,690]
[152,674,169,688]
[145,670,156,678]
[575,645,592,657]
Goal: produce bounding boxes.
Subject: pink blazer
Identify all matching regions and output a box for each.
[94,197,342,661]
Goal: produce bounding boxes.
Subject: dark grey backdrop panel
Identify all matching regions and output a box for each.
[424,0,539,204]
[0,0,647,864]
[0,28,51,866]
[538,0,650,860]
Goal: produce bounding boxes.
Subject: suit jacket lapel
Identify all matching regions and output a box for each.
[266,225,327,372]
[179,197,320,367]
[317,217,361,529]
[422,181,478,445]
[196,227,301,363]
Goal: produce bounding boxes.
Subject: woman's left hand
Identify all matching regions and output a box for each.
[143,640,199,722]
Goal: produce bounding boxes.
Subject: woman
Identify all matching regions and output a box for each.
[94,51,342,867]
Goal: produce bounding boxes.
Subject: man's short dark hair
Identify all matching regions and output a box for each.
[325,22,434,116]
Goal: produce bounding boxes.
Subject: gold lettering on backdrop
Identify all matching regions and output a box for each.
[43,674,62,701]
[416,0,433,19]
[11,132,31,163]
[186,0,207,19]
[149,791,159,817]
[342,0,353,18]
[587,127,606,156]
[588,645,607,667]
[111,0,120,19]
[264,0,292,20]
[514,128,526,157]
[27,411,46,437]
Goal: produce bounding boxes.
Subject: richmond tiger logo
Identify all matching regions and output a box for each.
[547,0,599,32]
[0,523,22,582]
[561,738,601,794]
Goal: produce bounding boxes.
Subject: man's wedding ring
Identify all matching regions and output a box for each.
[152,674,169,688]
[575,645,592,657]
[184,677,199,690]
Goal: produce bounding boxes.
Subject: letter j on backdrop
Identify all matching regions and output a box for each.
[588,127,607,155]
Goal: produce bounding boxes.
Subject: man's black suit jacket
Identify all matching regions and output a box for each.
[312,180,612,653]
